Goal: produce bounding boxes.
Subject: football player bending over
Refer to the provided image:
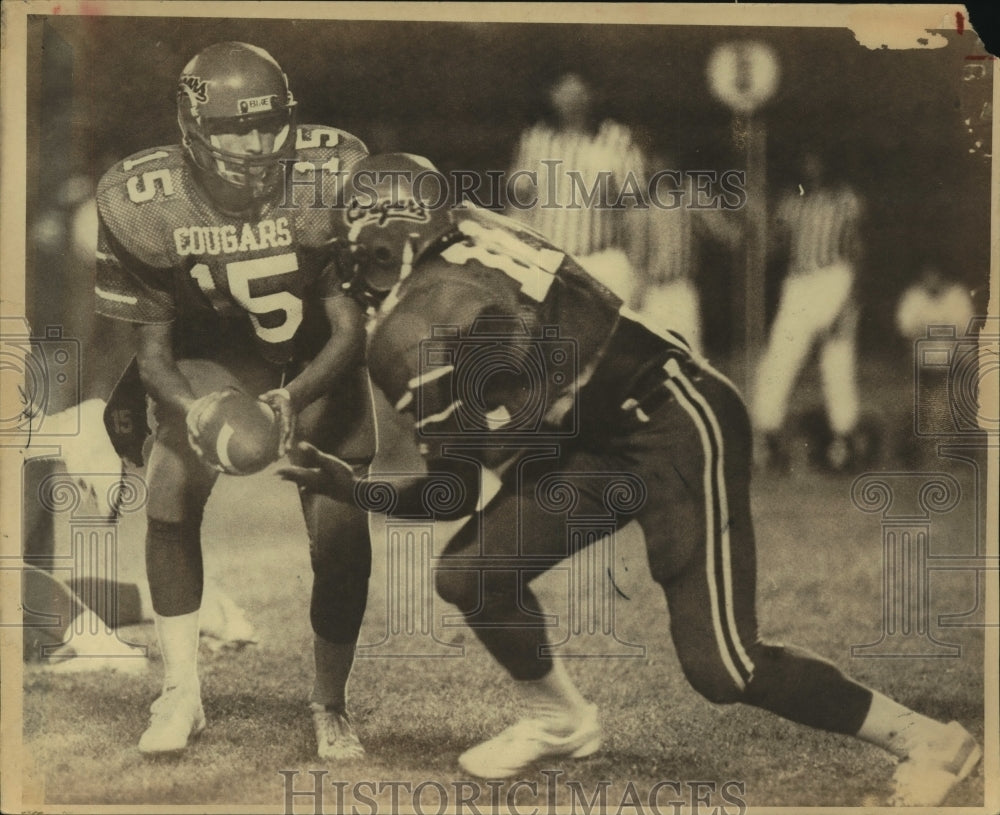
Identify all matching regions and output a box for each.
[94,42,375,759]
[280,153,982,806]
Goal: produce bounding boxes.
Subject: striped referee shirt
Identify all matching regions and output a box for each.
[774,185,862,275]
[508,119,645,258]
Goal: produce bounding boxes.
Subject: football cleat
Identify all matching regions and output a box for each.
[889,721,981,806]
[311,704,365,761]
[139,683,206,755]
[186,388,282,475]
[458,704,601,778]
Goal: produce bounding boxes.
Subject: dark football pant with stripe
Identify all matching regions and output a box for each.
[144,357,374,645]
[436,356,873,735]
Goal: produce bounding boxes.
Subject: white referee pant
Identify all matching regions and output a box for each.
[635,278,703,356]
[753,260,859,436]
[576,247,636,304]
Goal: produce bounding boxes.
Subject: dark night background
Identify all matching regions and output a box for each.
[26,14,993,359]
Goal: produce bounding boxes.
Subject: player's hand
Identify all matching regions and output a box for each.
[185,387,238,472]
[258,388,296,457]
[30,399,125,519]
[277,441,358,502]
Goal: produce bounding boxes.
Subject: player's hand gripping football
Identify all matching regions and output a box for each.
[186,388,239,473]
[186,387,285,475]
[258,387,296,457]
[277,442,359,502]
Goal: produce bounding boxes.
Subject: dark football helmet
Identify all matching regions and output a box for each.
[335,153,458,309]
[177,42,297,214]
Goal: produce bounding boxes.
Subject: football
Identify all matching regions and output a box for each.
[194,389,283,475]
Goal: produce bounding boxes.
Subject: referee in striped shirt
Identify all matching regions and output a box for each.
[631,151,742,355]
[752,151,864,472]
[506,73,647,304]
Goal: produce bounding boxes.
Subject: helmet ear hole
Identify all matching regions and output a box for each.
[374,247,393,265]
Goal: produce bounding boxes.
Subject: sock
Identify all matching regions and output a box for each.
[309,637,356,710]
[517,657,589,727]
[856,690,942,758]
[154,610,200,692]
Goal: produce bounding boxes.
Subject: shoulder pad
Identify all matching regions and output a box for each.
[454,206,555,251]
[96,145,194,268]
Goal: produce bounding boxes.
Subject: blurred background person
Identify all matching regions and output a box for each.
[895,262,978,465]
[896,263,977,347]
[506,72,647,304]
[752,150,864,473]
[631,151,742,355]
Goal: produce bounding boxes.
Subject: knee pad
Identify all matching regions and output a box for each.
[307,512,371,579]
[310,569,369,643]
[145,517,204,616]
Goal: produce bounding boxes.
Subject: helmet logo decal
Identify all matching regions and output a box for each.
[179,74,209,105]
[238,95,276,115]
[345,197,429,230]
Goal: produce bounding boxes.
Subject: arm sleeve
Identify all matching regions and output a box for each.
[360,455,482,521]
[94,213,175,324]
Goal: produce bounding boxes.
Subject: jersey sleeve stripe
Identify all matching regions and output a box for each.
[407,364,455,391]
[414,399,463,430]
[95,286,138,305]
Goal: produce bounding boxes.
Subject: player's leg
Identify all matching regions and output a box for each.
[138,359,247,754]
[138,409,215,753]
[752,274,818,470]
[22,457,148,672]
[643,361,980,806]
[293,366,376,761]
[819,298,861,470]
[436,450,629,777]
[21,565,147,672]
[642,364,872,716]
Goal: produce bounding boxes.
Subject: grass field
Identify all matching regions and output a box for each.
[19,357,989,812]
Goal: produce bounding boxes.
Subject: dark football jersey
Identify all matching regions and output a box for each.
[367,206,691,467]
[95,125,367,366]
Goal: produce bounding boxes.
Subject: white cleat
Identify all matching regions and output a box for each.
[311,704,365,761]
[47,628,148,675]
[889,721,981,806]
[458,704,602,778]
[138,684,206,755]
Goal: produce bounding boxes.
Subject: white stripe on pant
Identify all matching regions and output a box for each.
[664,357,756,690]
